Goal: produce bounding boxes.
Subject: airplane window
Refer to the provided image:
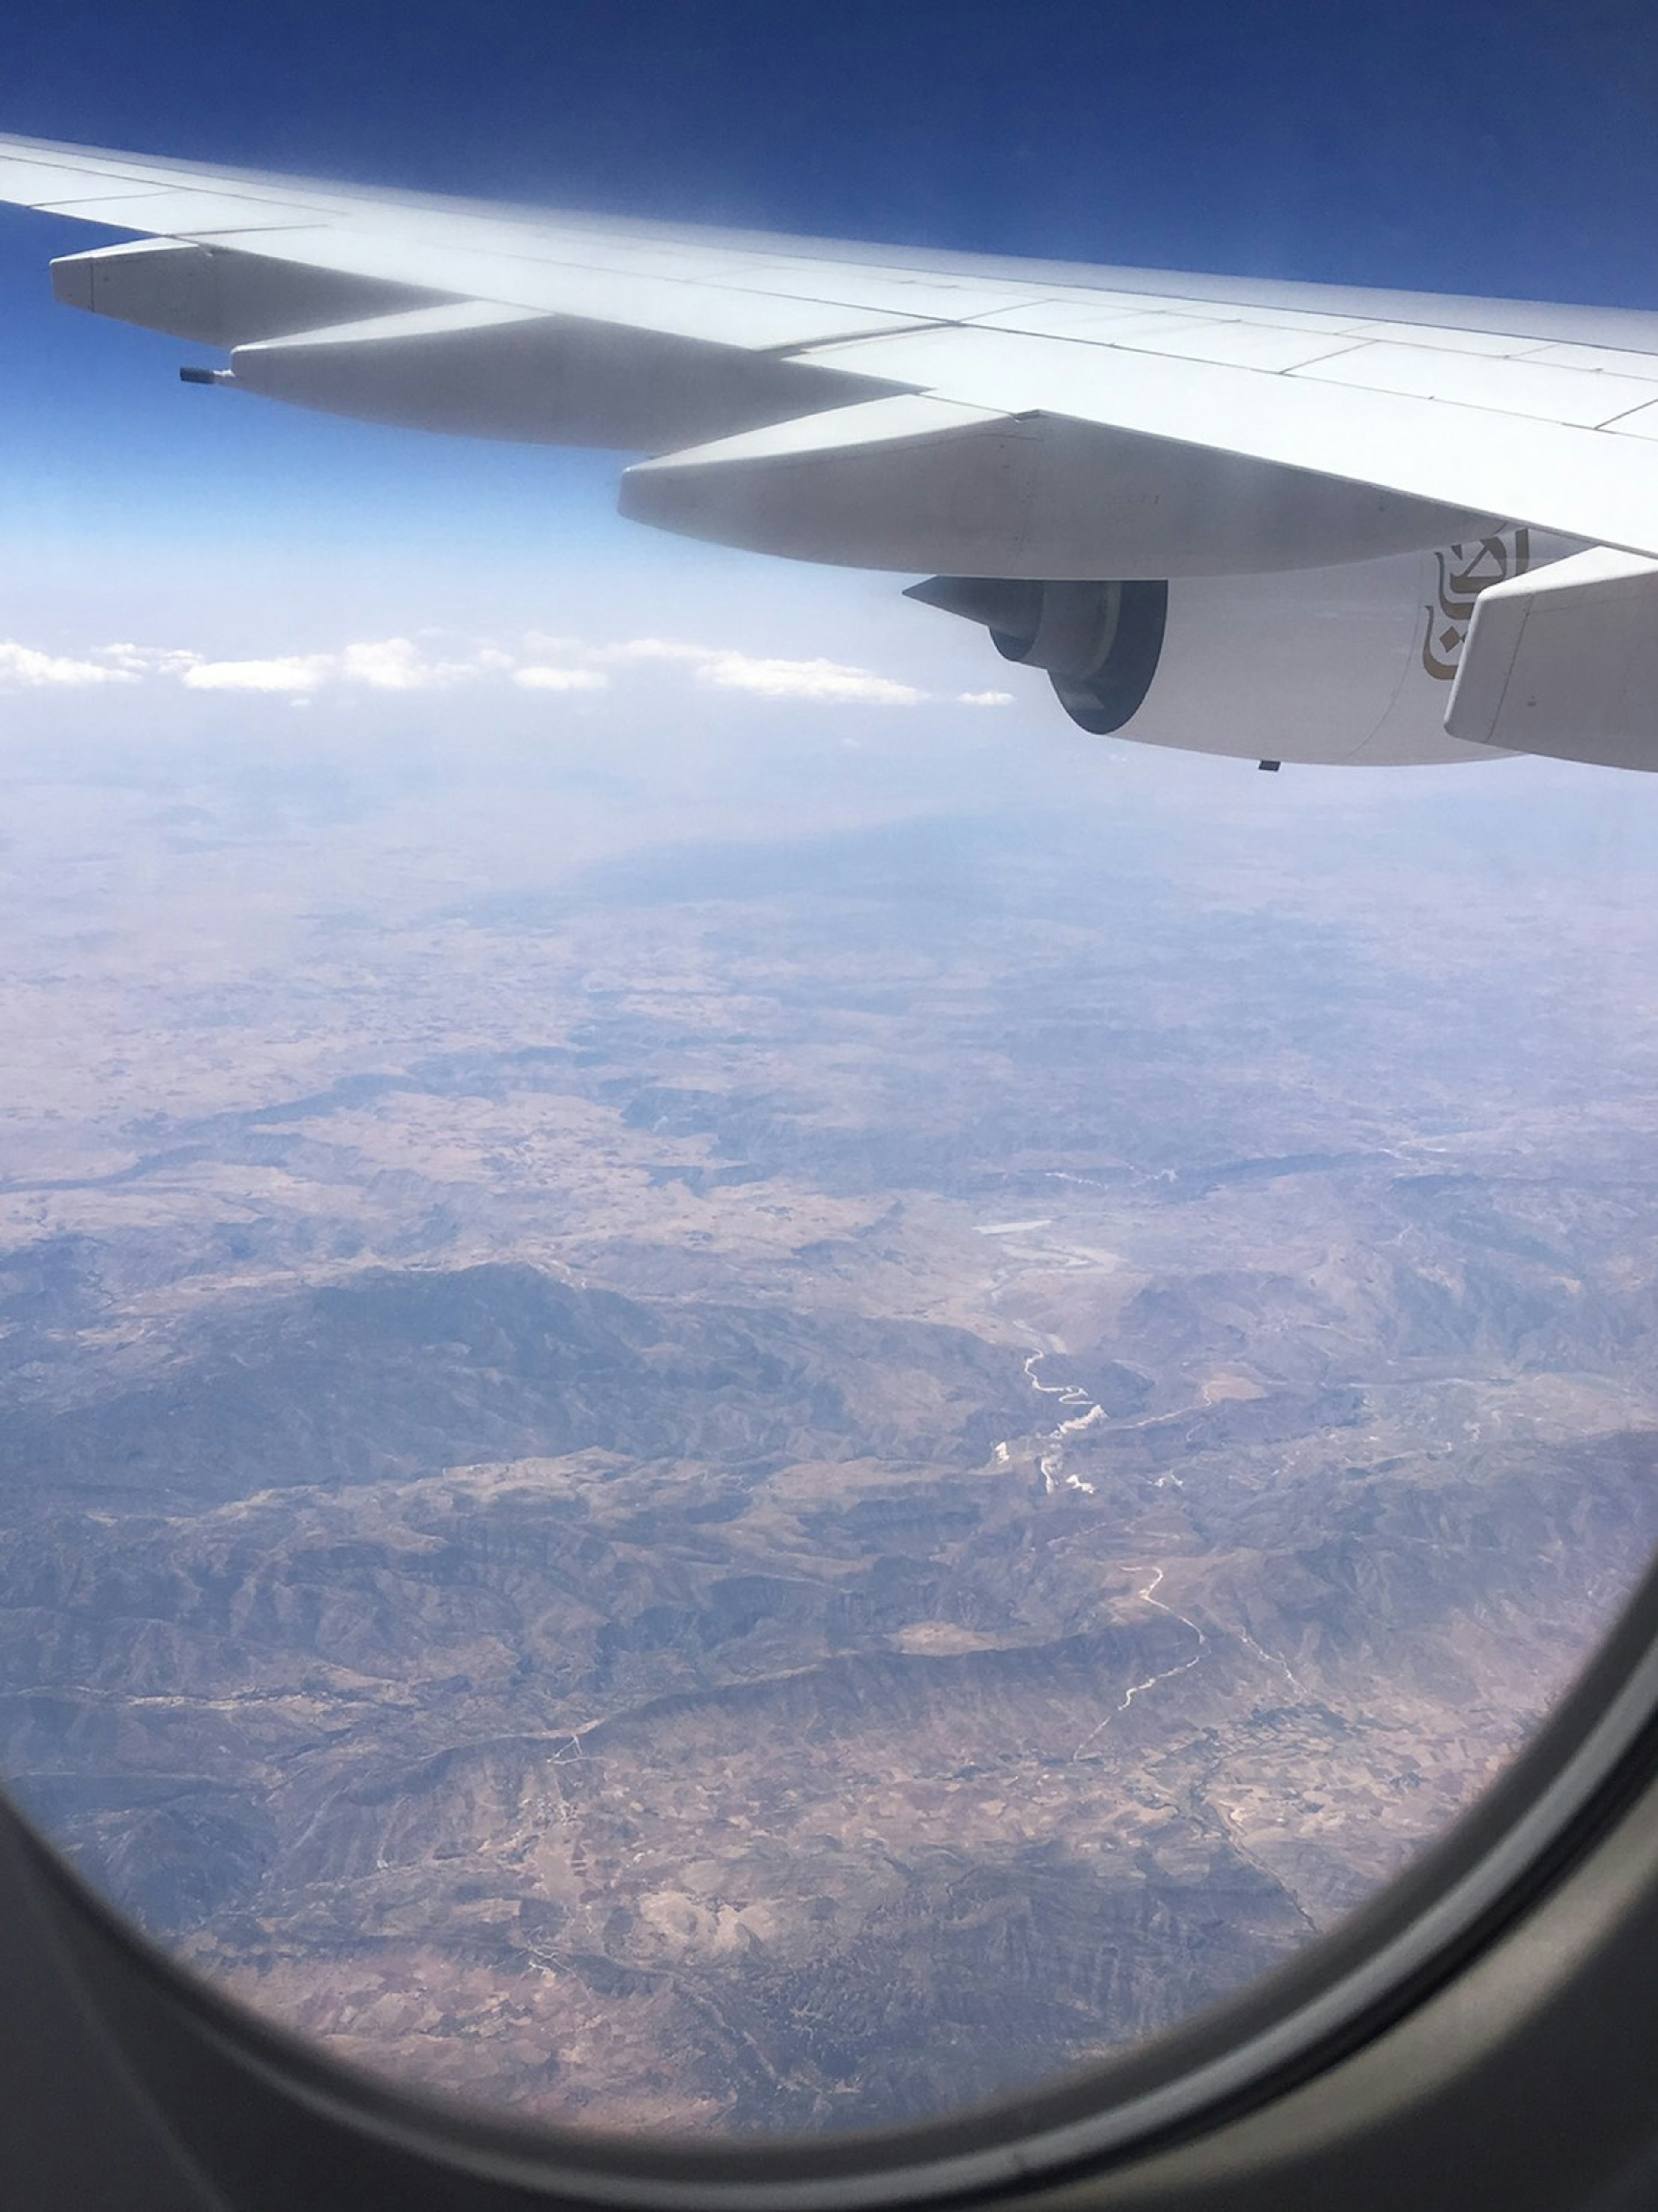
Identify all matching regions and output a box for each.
[3,0,1658,2179]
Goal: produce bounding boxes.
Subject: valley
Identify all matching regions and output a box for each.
[1,761,1655,2129]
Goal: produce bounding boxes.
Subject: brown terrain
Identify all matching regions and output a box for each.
[1,736,1656,2132]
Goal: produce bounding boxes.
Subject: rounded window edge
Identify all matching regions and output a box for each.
[11,1540,1658,2212]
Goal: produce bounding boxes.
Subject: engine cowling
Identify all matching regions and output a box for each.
[908,533,1585,767]
[905,576,1168,735]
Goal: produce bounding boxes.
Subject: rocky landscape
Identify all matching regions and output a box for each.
[2,736,1657,2131]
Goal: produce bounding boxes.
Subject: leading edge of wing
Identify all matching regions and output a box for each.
[9,129,1658,356]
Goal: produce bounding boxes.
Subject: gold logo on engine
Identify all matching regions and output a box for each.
[1422,529,1532,680]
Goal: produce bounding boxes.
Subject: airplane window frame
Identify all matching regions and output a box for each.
[9,1542,1658,2211]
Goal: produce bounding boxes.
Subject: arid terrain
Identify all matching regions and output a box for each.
[2,723,1657,2132]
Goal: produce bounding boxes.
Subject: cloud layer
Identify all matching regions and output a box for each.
[0,642,137,688]
[0,631,1014,710]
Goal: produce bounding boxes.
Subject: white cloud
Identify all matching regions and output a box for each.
[0,641,137,688]
[338,637,474,690]
[512,666,611,692]
[603,637,718,665]
[956,689,1016,707]
[94,642,203,677]
[0,627,949,710]
[181,654,332,694]
[519,633,718,668]
[165,637,499,695]
[695,653,927,705]
[505,632,937,703]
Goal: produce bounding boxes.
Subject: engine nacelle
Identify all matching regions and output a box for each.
[905,576,1168,735]
[909,532,1584,767]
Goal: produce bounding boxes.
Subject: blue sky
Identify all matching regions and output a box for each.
[4,0,1655,291]
[2,0,1658,799]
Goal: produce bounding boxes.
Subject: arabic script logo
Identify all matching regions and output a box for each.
[1421,529,1531,681]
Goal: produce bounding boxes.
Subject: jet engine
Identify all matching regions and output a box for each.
[904,576,1168,735]
[907,533,1586,767]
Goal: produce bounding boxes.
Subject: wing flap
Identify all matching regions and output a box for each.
[117,222,936,352]
[30,187,319,234]
[1290,340,1658,429]
[0,153,165,203]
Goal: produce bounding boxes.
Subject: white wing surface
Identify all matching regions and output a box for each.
[10,130,1658,564]
[8,131,1658,767]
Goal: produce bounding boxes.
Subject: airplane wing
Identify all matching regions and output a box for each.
[6,130,1658,767]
